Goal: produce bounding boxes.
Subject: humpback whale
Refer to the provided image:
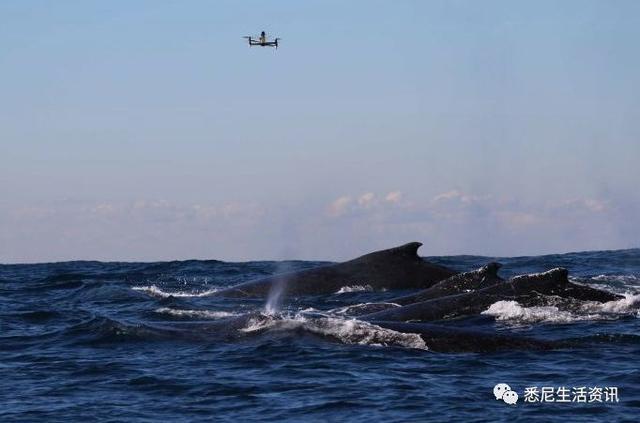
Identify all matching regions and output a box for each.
[370,321,562,352]
[387,262,504,305]
[152,311,562,353]
[362,268,623,322]
[212,242,457,298]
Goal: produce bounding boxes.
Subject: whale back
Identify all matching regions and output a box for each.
[328,242,457,291]
[214,242,458,297]
[347,242,425,265]
[389,262,504,305]
[363,267,622,322]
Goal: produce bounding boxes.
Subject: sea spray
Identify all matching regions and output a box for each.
[132,285,219,298]
[265,276,287,315]
[264,261,292,314]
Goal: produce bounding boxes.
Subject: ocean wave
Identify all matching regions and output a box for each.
[62,316,178,345]
[482,294,640,324]
[566,274,640,296]
[327,302,400,316]
[132,285,220,298]
[581,293,640,315]
[335,285,374,294]
[482,301,593,324]
[592,274,640,283]
[154,307,238,319]
[6,310,63,322]
[239,313,428,350]
[590,274,640,291]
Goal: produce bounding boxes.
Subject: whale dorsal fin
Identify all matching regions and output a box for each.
[510,267,569,285]
[547,267,569,283]
[480,262,502,278]
[384,242,423,257]
[351,242,423,263]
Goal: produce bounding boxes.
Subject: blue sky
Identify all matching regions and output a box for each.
[1,1,639,262]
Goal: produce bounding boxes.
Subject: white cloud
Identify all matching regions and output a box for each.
[358,192,375,207]
[385,191,403,203]
[91,203,118,215]
[1,191,636,262]
[433,190,463,202]
[327,196,352,217]
[327,191,405,219]
[432,190,489,205]
[315,189,636,258]
[561,198,609,213]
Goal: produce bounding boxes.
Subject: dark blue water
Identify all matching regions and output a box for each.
[2,250,639,422]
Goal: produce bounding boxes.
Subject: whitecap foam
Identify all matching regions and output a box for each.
[567,276,628,295]
[483,294,640,325]
[327,302,400,316]
[590,275,640,293]
[154,307,237,319]
[592,274,640,284]
[335,285,374,294]
[581,293,640,315]
[240,313,428,350]
[132,285,219,298]
[304,317,428,349]
[482,300,589,324]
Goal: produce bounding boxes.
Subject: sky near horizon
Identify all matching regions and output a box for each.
[1,0,639,263]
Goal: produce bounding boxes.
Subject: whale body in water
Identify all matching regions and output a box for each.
[362,267,623,322]
[370,321,563,352]
[387,262,504,305]
[152,312,563,353]
[212,242,457,298]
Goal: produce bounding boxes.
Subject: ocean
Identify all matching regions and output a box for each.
[2,249,639,422]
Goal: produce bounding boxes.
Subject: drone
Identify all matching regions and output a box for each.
[243,31,280,49]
